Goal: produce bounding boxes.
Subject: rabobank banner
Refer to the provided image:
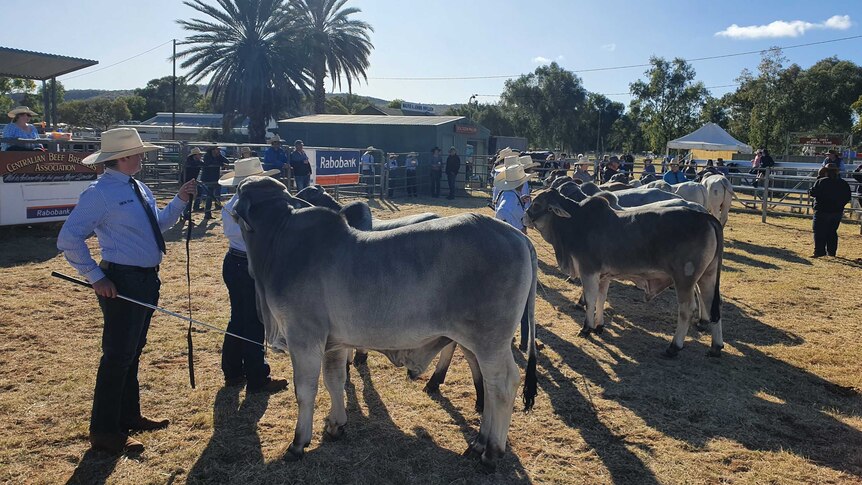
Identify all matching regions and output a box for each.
[313,149,361,186]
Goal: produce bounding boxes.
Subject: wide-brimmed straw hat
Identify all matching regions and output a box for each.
[218,157,280,186]
[270,135,282,144]
[8,106,37,119]
[495,155,538,172]
[189,147,203,155]
[496,147,520,159]
[82,128,162,165]
[494,163,537,191]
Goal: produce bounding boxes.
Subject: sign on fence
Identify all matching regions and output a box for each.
[313,149,361,186]
[1,151,100,183]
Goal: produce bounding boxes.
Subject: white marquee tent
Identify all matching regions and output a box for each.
[667,123,753,153]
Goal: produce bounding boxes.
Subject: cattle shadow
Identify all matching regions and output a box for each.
[0,223,62,267]
[828,256,862,269]
[538,285,862,478]
[722,251,780,270]
[64,450,121,485]
[186,386,270,483]
[725,239,812,266]
[260,364,530,484]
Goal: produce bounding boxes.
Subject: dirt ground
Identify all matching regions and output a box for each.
[1,193,861,485]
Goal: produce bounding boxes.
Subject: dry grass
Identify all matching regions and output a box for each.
[1,194,861,485]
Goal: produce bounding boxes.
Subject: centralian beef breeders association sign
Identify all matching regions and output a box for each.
[1,151,100,183]
[314,150,361,185]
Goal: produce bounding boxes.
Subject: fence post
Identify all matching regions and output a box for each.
[761,167,770,223]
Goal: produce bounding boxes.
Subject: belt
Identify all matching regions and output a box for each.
[99,261,159,273]
[228,247,247,259]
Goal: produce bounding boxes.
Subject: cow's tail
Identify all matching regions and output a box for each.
[523,238,539,412]
[709,217,723,323]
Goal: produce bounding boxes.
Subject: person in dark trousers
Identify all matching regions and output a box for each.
[445,146,460,200]
[57,128,197,454]
[289,139,312,191]
[808,163,851,257]
[405,152,418,197]
[201,145,229,219]
[219,158,289,393]
[430,147,443,197]
[183,147,205,213]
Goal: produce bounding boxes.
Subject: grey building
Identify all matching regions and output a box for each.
[276,114,490,158]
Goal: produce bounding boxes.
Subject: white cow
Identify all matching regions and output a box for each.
[670,181,708,207]
[701,174,734,226]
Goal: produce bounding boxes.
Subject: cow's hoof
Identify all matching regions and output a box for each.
[423,381,440,394]
[593,324,605,335]
[707,344,724,358]
[696,320,710,332]
[353,352,368,366]
[325,421,346,440]
[479,446,503,473]
[578,326,592,338]
[284,444,305,462]
[463,441,484,458]
[662,343,683,359]
[407,370,420,381]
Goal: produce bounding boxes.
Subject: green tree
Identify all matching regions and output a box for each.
[699,95,730,127]
[292,0,374,114]
[20,81,66,115]
[584,93,625,153]
[444,102,516,137]
[629,57,708,152]
[57,98,131,131]
[387,98,404,109]
[119,95,148,121]
[500,62,588,151]
[177,0,310,142]
[0,78,37,114]
[134,76,202,120]
[852,94,862,140]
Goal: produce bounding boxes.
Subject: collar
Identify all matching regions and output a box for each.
[103,167,134,182]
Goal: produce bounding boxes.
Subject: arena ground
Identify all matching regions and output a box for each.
[1,194,860,484]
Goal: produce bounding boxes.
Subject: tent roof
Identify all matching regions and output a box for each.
[667,122,752,153]
[0,47,98,80]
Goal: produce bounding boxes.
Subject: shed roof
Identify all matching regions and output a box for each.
[278,114,465,126]
[0,47,98,80]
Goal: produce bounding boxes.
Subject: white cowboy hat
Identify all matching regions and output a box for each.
[218,157,281,186]
[82,128,162,165]
[189,147,203,155]
[495,155,538,172]
[270,135,282,143]
[493,163,537,191]
[495,147,520,160]
[240,146,252,156]
[7,106,37,119]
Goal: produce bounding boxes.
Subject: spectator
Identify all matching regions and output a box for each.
[445,146,460,200]
[573,155,593,183]
[405,152,418,197]
[696,159,719,181]
[661,156,670,173]
[852,164,862,221]
[387,153,400,198]
[429,147,443,197]
[289,139,312,191]
[361,146,376,197]
[201,145,229,219]
[183,147,205,213]
[262,135,288,176]
[560,153,570,170]
[641,158,656,179]
[663,159,687,185]
[600,156,620,183]
[2,106,42,151]
[684,159,698,180]
[808,163,851,257]
[622,153,635,173]
[715,158,730,177]
[822,149,846,173]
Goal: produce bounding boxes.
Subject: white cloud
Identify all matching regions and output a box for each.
[532,55,565,64]
[715,15,851,39]
[601,43,616,52]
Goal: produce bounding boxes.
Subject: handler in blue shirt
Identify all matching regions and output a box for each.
[663,159,687,185]
[262,135,288,175]
[57,128,197,455]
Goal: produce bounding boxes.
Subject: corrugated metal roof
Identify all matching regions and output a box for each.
[278,114,465,126]
[0,47,98,80]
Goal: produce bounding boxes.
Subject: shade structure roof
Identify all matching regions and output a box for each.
[279,114,465,126]
[667,122,753,153]
[0,47,98,80]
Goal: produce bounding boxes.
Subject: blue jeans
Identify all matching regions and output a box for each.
[221,251,270,389]
[294,175,311,191]
[91,266,160,434]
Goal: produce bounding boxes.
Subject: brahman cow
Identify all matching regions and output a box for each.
[581,182,683,207]
[234,176,538,468]
[559,181,707,214]
[296,185,438,231]
[523,188,724,358]
[701,174,734,226]
[669,181,708,207]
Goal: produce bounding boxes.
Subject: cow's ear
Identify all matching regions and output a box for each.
[231,205,255,233]
[549,202,571,218]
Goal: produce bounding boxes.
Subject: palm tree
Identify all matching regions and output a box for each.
[291,0,374,114]
[176,0,310,142]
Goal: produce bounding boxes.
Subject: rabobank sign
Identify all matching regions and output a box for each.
[314,149,361,185]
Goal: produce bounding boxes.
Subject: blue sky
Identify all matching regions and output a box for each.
[7,0,862,107]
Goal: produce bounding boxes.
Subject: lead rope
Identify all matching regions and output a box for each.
[185,192,196,389]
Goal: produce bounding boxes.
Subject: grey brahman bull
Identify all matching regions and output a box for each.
[233,176,538,468]
[523,188,724,358]
[701,174,734,226]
